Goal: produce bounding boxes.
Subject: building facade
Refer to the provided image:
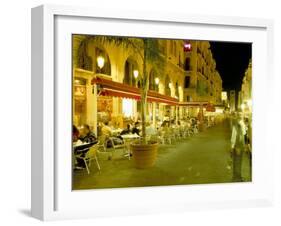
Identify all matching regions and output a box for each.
[240,60,252,113]
[72,35,223,133]
[182,40,222,105]
[229,90,236,112]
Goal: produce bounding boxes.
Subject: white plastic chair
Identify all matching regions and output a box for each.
[76,144,101,174]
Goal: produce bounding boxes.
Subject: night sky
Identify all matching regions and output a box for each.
[209,41,252,91]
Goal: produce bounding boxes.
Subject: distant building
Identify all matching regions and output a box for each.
[221,91,228,106]
[229,90,236,112]
[183,40,222,105]
[240,60,252,114]
[237,91,242,110]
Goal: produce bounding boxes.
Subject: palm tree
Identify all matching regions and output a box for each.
[83,35,165,143]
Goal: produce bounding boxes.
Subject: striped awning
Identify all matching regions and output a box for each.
[179,101,209,106]
[179,101,216,112]
[92,77,179,105]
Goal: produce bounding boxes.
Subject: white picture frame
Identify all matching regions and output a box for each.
[31,4,274,221]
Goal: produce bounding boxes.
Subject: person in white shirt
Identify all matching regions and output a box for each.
[230,112,246,182]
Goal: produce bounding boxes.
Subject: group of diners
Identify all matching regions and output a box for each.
[73,116,200,148]
[72,116,203,169]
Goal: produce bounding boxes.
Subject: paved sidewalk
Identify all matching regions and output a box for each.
[73,121,251,190]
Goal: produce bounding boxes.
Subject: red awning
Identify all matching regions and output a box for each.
[179,101,209,107]
[179,101,216,112]
[92,77,179,105]
[147,90,179,105]
[99,88,141,100]
[206,104,216,112]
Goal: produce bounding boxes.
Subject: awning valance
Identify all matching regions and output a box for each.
[92,77,179,105]
[205,104,216,112]
[179,101,209,107]
[179,101,216,112]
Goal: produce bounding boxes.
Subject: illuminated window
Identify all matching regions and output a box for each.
[122,99,134,117]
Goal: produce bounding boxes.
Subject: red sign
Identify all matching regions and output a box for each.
[184,42,192,52]
[206,104,216,112]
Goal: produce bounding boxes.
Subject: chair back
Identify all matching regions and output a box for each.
[98,135,106,145]
[86,144,98,159]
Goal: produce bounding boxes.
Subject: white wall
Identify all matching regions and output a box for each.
[0,0,280,225]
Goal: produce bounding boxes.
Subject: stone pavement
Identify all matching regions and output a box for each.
[73,121,251,190]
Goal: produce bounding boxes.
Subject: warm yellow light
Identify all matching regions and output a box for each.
[221,91,227,101]
[155,77,159,85]
[133,70,139,79]
[241,103,245,111]
[179,85,182,89]
[97,56,105,69]
[122,99,133,117]
[247,99,252,107]
[168,82,172,89]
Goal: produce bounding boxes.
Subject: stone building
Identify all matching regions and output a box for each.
[72,35,223,133]
[240,60,252,113]
[183,40,222,104]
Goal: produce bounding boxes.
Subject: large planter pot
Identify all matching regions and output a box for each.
[131,141,158,169]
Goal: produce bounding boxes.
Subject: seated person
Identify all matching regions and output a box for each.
[161,120,169,128]
[74,124,97,170]
[72,125,80,143]
[120,124,131,135]
[102,121,123,147]
[101,121,112,137]
[132,122,140,135]
[146,123,157,136]
[80,124,97,144]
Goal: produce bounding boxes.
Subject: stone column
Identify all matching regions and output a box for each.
[175,105,178,123]
[87,82,97,135]
[134,100,138,122]
[152,102,156,127]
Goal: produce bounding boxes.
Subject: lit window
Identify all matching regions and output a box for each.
[122,99,134,117]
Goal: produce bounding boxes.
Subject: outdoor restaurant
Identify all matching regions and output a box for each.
[71,35,250,189]
[73,67,223,173]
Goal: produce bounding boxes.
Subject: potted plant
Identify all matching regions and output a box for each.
[84,36,165,168]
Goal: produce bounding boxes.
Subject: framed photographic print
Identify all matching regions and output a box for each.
[31,4,274,221]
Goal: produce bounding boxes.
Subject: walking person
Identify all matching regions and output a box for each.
[230,112,246,182]
[245,117,252,180]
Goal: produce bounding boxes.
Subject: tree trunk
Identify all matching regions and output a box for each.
[141,40,149,143]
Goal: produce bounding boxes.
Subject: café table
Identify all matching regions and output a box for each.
[120,133,140,159]
[72,141,97,169]
[111,128,122,136]
[73,141,98,154]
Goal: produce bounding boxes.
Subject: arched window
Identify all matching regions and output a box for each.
[94,47,111,75]
[149,70,157,91]
[175,82,179,98]
[77,39,92,71]
[185,57,191,71]
[165,75,171,96]
[123,58,139,86]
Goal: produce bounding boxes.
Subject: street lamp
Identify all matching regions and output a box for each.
[97,56,105,71]
[247,99,252,108]
[133,70,139,79]
[155,77,159,85]
[241,103,245,111]
[168,82,172,89]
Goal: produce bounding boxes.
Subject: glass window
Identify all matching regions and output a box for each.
[184,76,190,88]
